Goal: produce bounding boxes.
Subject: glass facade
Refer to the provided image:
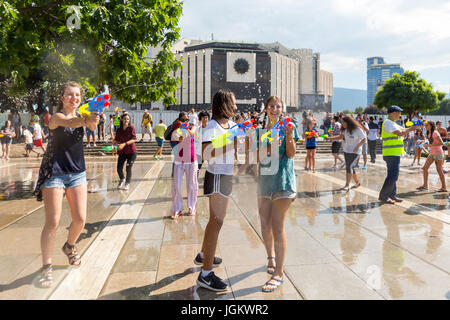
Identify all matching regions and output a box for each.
[367,57,403,106]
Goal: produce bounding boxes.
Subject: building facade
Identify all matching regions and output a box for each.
[367,57,404,106]
[169,40,333,112]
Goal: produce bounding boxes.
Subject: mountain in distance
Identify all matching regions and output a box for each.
[332,87,367,113]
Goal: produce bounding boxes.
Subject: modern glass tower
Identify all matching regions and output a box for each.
[367,57,404,106]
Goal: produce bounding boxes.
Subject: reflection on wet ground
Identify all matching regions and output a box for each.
[0,156,449,300]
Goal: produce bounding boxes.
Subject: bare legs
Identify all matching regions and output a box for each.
[201,194,230,271]
[258,197,293,291]
[41,185,87,266]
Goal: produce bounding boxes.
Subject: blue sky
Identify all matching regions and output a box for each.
[179,0,450,93]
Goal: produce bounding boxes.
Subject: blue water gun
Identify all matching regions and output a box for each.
[405,119,426,127]
[78,93,111,116]
[211,119,256,148]
[261,117,292,146]
[176,122,192,135]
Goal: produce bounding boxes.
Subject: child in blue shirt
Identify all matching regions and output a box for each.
[303,122,318,172]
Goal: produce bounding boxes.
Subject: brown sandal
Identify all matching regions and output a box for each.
[62,242,81,267]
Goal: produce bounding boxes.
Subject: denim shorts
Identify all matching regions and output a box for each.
[86,129,96,137]
[155,137,164,147]
[41,171,87,189]
[259,190,297,201]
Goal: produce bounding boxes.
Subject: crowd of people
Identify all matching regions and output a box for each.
[2,80,448,294]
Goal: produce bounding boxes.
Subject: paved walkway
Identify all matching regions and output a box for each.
[0,155,449,300]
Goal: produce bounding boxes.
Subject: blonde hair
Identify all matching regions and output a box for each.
[262,96,284,129]
[57,81,84,112]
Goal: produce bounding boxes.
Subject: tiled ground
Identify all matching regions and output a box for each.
[0,155,449,300]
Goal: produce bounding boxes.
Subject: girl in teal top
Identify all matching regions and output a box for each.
[251,96,298,293]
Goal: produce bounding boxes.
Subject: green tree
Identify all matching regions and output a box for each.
[0,0,183,113]
[374,70,445,117]
[355,106,364,113]
[425,98,450,115]
[342,109,352,114]
[364,105,386,114]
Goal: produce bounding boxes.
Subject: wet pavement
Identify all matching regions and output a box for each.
[0,155,449,300]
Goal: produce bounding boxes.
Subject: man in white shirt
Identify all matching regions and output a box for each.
[188,108,199,127]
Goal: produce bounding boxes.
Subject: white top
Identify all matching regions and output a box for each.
[343,127,366,154]
[33,123,42,140]
[202,119,236,175]
[383,119,400,134]
[195,125,204,156]
[189,113,199,127]
[23,129,33,144]
[408,130,415,138]
[367,130,378,141]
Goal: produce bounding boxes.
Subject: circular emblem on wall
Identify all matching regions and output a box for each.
[233,58,250,74]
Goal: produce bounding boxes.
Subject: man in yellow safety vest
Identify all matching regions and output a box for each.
[379,106,422,204]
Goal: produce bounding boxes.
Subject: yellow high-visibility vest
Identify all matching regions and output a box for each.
[382,119,404,156]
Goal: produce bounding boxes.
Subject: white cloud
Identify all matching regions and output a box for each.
[331,0,450,40]
[320,53,364,73]
[179,0,450,90]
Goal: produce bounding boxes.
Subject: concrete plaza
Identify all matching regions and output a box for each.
[0,154,449,300]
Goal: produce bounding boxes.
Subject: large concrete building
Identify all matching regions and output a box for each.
[168,40,333,112]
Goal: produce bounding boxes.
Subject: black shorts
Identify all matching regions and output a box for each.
[344,152,360,174]
[332,141,342,154]
[306,146,316,150]
[203,170,233,198]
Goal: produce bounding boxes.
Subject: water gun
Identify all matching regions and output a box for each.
[405,119,426,127]
[176,122,191,135]
[78,93,111,116]
[0,134,4,138]
[328,128,332,134]
[102,145,117,152]
[320,134,328,139]
[212,119,256,148]
[305,131,316,138]
[260,117,292,146]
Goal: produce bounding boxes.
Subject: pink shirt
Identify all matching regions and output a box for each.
[174,137,197,163]
[429,131,443,155]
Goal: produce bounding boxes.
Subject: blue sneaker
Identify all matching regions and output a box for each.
[362,165,367,170]
[354,164,360,169]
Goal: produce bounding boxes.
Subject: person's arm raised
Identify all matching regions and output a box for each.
[49,112,99,130]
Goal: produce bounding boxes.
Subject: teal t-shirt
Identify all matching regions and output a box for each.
[256,124,299,195]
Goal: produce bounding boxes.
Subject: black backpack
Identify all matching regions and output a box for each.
[164,121,177,141]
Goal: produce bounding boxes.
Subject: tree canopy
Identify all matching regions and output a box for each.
[424,98,450,115]
[0,0,183,113]
[354,106,364,114]
[374,70,446,116]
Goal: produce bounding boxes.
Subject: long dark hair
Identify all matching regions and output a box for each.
[341,116,361,134]
[211,90,235,121]
[119,113,131,131]
[426,120,436,143]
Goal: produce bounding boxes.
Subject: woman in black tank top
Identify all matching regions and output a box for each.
[34,82,99,288]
